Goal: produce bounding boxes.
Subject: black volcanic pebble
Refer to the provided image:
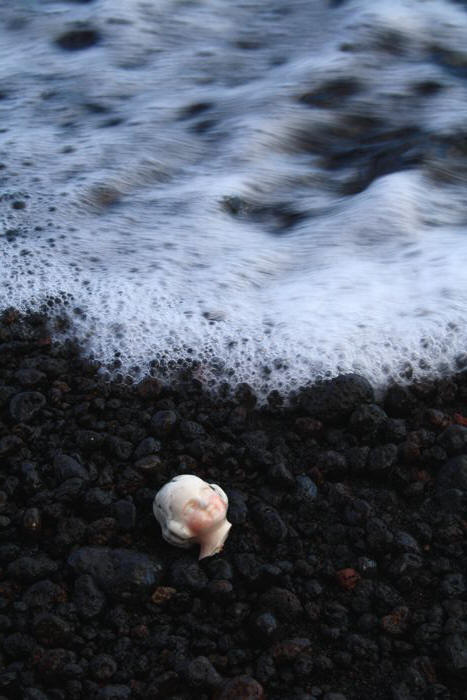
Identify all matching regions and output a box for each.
[384,384,417,417]
[300,373,374,423]
[184,655,223,689]
[251,501,287,541]
[367,443,398,472]
[151,409,177,436]
[89,653,117,681]
[7,555,58,582]
[73,574,106,618]
[169,557,208,591]
[9,391,46,422]
[68,547,164,599]
[437,455,467,490]
[54,453,89,481]
[349,403,387,441]
[437,425,467,455]
[55,27,101,51]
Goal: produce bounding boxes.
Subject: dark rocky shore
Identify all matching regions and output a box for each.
[0,310,466,700]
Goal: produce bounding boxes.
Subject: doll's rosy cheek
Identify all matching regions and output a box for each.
[186,510,211,533]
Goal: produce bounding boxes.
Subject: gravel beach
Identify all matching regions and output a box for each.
[0,309,466,700]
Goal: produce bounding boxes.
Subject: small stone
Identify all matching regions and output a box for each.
[250,612,278,643]
[271,638,311,662]
[9,391,46,422]
[381,606,410,635]
[218,675,264,700]
[68,547,164,600]
[336,568,361,590]
[55,27,101,51]
[54,454,88,482]
[442,634,467,677]
[169,557,208,592]
[259,587,303,620]
[438,425,467,456]
[185,656,222,689]
[252,501,287,541]
[73,574,106,619]
[22,507,42,534]
[151,586,176,604]
[7,555,58,582]
[112,500,136,531]
[151,410,177,436]
[441,573,466,598]
[89,654,117,681]
[367,444,398,472]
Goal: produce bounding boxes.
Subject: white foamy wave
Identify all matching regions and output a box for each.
[1,0,467,397]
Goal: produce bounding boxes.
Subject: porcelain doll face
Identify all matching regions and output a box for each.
[153,474,231,559]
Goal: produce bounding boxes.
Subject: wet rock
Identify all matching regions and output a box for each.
[54,454,88,482]
[218,675,264,699]
[0,434,24,456]
[336,568,361,590]
[317,450,348,479]
[169,557,208,592]
[3,631,35,658]
[32,613,71,646]
[94,685,131,700]
[268,461,295,488]
[226,488,248,525]
[271,638,311,662]
[437,455,467,490]
[184,655,222,689]
[367,443,398,472]
[37,648,78,679]
[437,425,467,456]
[7,555,58,582]
[23,579,65,610]
[134,454,162,471]
[9,391,46,422]
[259,587,303,620]
[442,634,467,677]
[151,409,177,436]
[300,374,374,423]
[55,27,101,51]
[381,606,410,635]
[384,385,416,418]
[134,436,161,459]
[105,436,133,461]
[440,573,466,597]
[295,475,318,503]
[251,501,287,541]
[112,500,136,531]
[22,507,42,534]
[89,654,117,681]
[68,547,164,600]
[15,368,45,386]
[250,612,278,643]
[349,404,387,441]
[73,574,106,618]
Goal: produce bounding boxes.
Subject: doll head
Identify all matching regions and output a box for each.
[153,474,232,559]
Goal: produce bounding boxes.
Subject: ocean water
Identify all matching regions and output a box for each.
[1,0,467,397]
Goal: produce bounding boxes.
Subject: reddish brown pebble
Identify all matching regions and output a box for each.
[272,637,311,662]
[381,606,410,635]
[151,586,176,604]
[217,675,264,700]
[336,568,361,590]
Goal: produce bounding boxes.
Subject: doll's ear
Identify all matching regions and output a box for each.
[166,519,193,544]
[209,483,228,504]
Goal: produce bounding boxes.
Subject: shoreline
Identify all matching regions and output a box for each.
[0,309,466,699]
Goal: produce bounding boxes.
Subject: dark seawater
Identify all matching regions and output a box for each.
[1,0,467,397]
